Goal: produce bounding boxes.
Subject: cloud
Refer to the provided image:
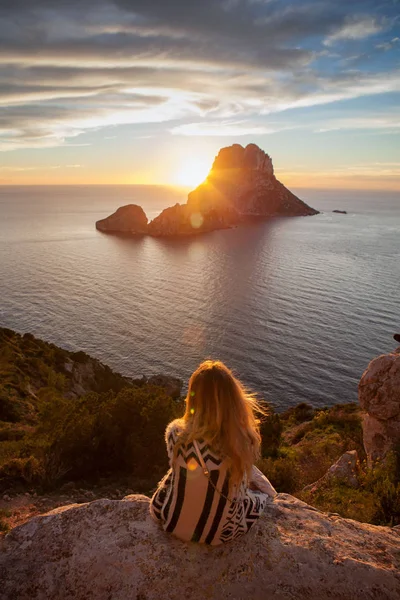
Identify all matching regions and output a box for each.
[315,112,400,132]
[376,36,400,51]
[0,0,399,151]
[170,120,288,137]
[0,164,81,171]
[324,16,385,46]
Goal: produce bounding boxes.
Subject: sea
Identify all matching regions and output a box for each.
[0,185,399,411]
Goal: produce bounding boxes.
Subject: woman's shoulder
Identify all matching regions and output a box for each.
[165,418,185,444]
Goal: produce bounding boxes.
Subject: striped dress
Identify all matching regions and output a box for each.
[149,419,272,545]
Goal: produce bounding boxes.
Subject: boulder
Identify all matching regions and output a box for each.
[96,204,148,234]
[358,348,400,467]
[147,374,183,398]
[1,494,399,600]
[303,451,359,493]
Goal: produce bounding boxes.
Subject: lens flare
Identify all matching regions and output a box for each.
[190,212,204,229]
[187,457,198,471]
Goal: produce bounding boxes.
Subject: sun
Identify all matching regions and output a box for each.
[173,157,211,188]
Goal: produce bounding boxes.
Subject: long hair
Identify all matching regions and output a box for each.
[173,360,268,486]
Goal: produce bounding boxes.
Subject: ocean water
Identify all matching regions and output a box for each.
[0,185,399,411]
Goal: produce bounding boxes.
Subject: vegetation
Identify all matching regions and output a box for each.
[1,327,399,529]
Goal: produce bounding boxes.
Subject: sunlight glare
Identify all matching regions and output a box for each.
[174,157,210,188]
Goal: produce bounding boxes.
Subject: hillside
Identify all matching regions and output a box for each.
[0,328,399,536]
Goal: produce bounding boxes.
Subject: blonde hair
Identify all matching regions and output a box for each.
[173,360,268,486]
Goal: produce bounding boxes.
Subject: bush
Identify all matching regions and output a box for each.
[40,385,181,486]
[257,455,300,493]
[260,410,282,458]
[0,456,43,485]
[0,390,26,423]
[0,508,11,534]
[299,451,400,526]
[282,402,315,425]
[362,452,400,526]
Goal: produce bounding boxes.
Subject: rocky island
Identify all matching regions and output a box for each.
[96,144,318,237]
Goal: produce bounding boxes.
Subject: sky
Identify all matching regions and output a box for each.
[0,0,399,189]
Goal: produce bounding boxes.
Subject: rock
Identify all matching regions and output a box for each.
[2,494,11,501]
[60,481,77,493]
[62,355,130,400]
[303,451,359,492]
[147,374,183,398]
[96,204,148,234]
[187,143,318,220]
[359,348,400,467]
[1,494,399,600]
[96,145,318,237]
[332,210,347,214]
[148,201,239,236]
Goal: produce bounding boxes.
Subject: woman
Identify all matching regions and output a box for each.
[149,360,277,545]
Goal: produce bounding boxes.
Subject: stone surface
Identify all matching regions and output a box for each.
[304,451,359,493]
[359,348,400,467]
[147,374,183,398]
[96,204,148,234]
[1,494,399,600]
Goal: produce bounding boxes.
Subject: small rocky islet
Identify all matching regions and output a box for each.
[95,143,319,237]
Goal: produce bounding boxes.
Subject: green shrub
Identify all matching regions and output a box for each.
[0,508,11,534]
[0,390,26,423]
[0,456,43,485]
[282,402,315,425]
[260,410,282,458]
[40,385,181,486]
[361,452,400,526]
[257,456,300,493]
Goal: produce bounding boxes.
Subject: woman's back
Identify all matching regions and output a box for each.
[150,420,271,545]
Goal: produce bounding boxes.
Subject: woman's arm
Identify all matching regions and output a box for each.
[164,419,183,467]
[250,465,277,498]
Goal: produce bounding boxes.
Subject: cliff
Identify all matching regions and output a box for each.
[187,143,318,219]
[1,494,399,600]
[96,144,318,237]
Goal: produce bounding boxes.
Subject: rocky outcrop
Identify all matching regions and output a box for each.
[147,374,183,399]
[303,451,359,493]
[187,143,318,220]
[147,201,238,236]
[96,144,318,237]
[96,204,148,234]
[1,494,399,600]
[333,210,347,214]
[359,347,400,467]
